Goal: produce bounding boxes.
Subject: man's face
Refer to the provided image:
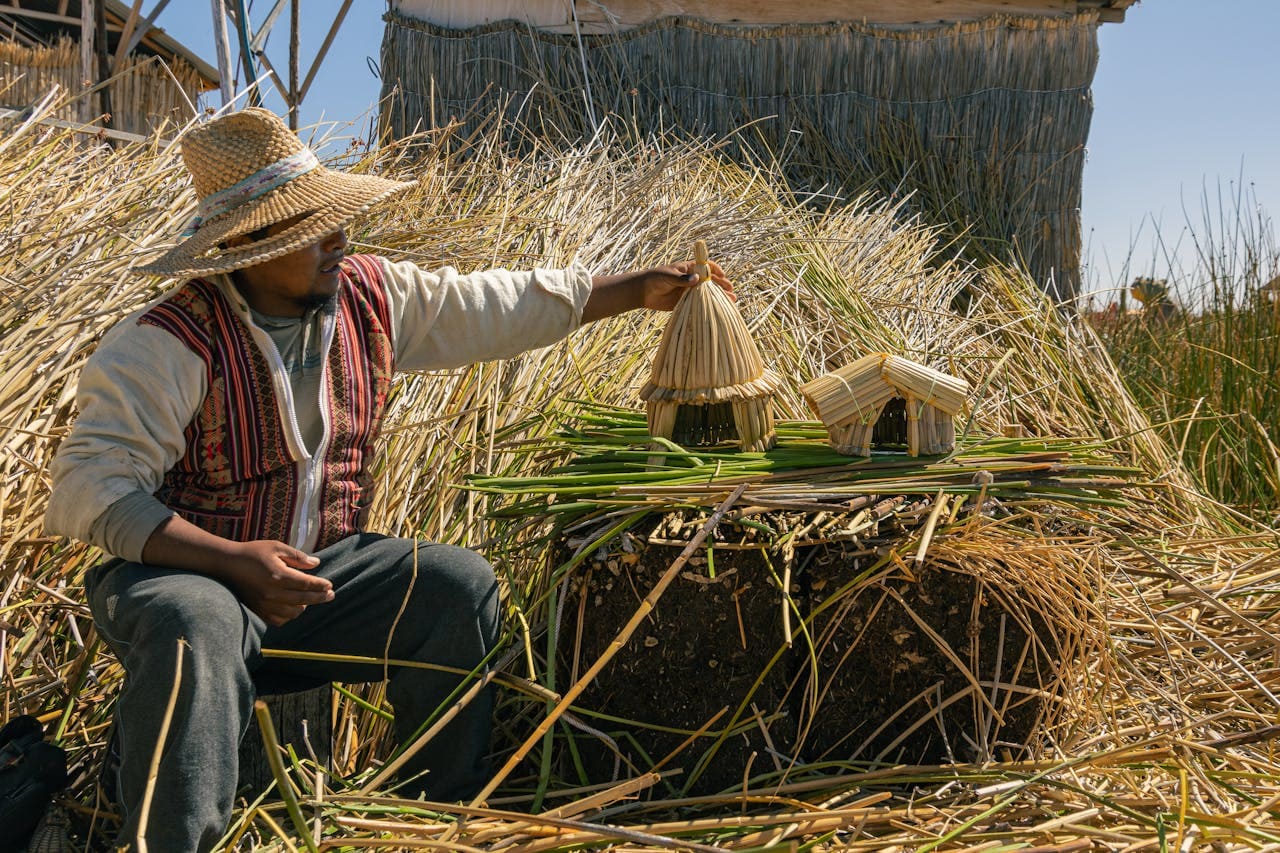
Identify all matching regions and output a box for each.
[229,212,348,317]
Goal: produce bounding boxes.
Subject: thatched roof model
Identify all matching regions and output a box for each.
[639,288,782,407]
[802,354,968,425]
[801,354,969,456]
[640,241,781,407]
[640,242,782,451]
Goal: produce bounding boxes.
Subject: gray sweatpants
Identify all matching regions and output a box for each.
[85,532,500,853]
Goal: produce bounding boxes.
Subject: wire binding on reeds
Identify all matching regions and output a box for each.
[800,354,970,456]
[641,240,782,452]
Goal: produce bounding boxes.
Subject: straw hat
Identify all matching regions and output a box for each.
[137,107,415,277]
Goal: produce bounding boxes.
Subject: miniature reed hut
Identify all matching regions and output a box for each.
[800,354,969,456]
[640,241,782,451]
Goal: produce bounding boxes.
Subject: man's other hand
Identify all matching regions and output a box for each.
[226,540,334,626]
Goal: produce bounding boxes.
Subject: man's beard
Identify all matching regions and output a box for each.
[304,291,338,312]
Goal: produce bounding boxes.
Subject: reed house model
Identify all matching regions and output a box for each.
[640,242,782,452]
[801,354,970,457]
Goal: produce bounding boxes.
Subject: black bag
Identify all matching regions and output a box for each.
[0,715,68,853]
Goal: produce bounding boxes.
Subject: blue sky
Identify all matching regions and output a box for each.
[155,1,1278,301]
[1086,0,1279,298]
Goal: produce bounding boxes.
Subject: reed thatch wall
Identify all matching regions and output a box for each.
[0,37,201,135]
[379,11,1099,299]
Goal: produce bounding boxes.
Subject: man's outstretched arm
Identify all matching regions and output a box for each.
[581,259,734,323]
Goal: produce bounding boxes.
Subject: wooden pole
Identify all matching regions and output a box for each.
[211,0,235,106]
[118,0,174,65]
[110,0,144,76]
[251,48,290,103]
[251,0,290,53]
[94,0,113,129]
[233,0,262,107]
[78,0,94,124]
[288,0,299,129]
[297,0,352,102]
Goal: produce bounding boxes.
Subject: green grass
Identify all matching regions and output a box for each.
[1087,189,1280,523]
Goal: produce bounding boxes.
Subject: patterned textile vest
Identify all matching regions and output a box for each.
[138,255,394,550]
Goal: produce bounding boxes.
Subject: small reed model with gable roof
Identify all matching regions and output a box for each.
[800,353,969,456]
[640,241,782,452]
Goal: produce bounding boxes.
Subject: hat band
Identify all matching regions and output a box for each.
[181,148,320,237]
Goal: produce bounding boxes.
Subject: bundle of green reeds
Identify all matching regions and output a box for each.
[4,90,1280,850]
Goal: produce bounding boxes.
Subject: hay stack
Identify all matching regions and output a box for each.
[801,354,969,456]
[640,241,782,451]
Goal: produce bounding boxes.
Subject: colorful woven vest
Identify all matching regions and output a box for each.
[138,254,393,550]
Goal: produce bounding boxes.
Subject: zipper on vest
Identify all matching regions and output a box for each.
[236,311,327,552]
[302,312,338,552]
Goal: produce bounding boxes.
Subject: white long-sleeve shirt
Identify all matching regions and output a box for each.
[46,257,593,561]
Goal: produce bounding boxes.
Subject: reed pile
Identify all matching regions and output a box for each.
[470,403,1129,792]
[3,94,1280,850]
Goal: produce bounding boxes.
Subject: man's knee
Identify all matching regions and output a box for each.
[99,568,249,655]
[146,579,242,634]
[410,543,498,615]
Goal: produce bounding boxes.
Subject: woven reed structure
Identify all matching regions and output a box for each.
[801,353,970,456]
[0,37,204,135]
[380,3,1131,299]
[640,241,783,452]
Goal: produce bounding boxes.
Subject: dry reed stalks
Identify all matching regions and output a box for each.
[381,9,1100,297]
[2,89,1280,849]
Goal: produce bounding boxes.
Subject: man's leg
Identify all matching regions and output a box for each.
[257,533,501,801]
[86,559,262,853]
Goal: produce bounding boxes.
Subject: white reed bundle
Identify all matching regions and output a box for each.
[828,422,873,456]
[732,397,778,452]
[905,392,921,457]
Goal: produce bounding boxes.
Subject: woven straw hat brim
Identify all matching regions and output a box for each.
[136,167,415,277]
